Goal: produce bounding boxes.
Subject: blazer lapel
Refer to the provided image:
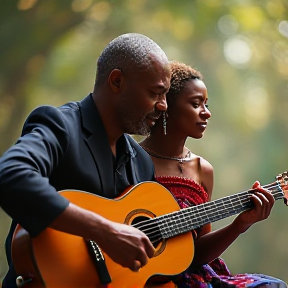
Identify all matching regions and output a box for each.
[78,94,116,198]
[124,135,140,185]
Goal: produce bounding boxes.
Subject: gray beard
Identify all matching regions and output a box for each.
[121,114,150,135]
[116,104,150,135]
[116,94,152,136]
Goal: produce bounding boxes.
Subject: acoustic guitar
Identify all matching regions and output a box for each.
[12,172,288,288]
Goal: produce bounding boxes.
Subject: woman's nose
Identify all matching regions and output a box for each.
[201,107,211,119]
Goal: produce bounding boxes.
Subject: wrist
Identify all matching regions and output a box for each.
[231,218,252,234]
[88,212,112,242]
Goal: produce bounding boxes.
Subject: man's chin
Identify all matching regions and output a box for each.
[127,127,150,136]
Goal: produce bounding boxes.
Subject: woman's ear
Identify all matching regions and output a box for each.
[108,69,123,92]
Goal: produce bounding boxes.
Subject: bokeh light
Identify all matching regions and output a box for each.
[223,35,252,68]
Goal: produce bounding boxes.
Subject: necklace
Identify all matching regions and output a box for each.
[141,146,193,174]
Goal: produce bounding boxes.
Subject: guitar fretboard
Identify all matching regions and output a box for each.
[157,182,283,239]
[134,181,284,241]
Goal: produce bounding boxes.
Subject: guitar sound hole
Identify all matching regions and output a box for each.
[131,216,162,248]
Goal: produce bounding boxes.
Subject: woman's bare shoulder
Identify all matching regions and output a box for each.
[196,155,214,199]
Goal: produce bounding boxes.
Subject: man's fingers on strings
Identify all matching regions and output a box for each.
[144,239,156,258]
[133,260,143,272]
[137,249,149,266]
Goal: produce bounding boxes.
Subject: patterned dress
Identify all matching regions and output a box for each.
[156,175,287,288]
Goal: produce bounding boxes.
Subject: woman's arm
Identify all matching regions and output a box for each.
[192,159,275,267]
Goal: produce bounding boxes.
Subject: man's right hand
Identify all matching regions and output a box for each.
[50,203,155,272]
[95,220,155,272]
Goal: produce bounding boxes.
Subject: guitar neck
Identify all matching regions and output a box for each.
[156,180,284,239]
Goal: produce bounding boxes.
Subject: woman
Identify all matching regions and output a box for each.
[140,61,287,288]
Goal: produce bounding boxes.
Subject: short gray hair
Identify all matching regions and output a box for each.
[95,33,167,87]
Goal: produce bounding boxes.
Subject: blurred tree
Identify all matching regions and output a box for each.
[0,0,85,151]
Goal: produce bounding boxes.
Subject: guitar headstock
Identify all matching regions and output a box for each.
[276,171,288,206]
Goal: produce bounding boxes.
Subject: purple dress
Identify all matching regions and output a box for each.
[156,176,287,288]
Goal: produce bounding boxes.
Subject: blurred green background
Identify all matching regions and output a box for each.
[1,0,288,283]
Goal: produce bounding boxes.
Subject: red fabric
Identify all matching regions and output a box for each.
[156,176,208,208]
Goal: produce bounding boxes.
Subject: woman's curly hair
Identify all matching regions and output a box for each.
[167,60,203,106]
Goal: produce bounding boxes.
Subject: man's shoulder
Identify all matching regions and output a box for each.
[57,101,81,122]
[27,100,80,119]
[58,100,80,112]
[21,100,82,139]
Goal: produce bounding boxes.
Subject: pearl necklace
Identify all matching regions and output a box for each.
[142,146,193,174]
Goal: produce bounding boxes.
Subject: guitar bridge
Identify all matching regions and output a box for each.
[16,276,32,287]
[86,240,112,285]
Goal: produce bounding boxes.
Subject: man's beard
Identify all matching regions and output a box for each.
[116,100,151,135]
[119,110,150,135]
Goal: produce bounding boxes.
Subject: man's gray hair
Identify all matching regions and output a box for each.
[95,33,167,87]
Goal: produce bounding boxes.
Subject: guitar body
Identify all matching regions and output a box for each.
[12,182,194,288]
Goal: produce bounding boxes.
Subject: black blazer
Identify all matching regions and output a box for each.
[0,93,155,234]
[0,94,155,287]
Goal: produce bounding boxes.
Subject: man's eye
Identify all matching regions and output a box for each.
[151,91,160,97]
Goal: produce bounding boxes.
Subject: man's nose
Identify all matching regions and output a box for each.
[155,96,167,112]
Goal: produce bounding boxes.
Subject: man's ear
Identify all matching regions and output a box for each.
[108,69,123,92]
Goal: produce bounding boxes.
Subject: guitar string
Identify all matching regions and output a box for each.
[134,183,283,233]
[135,188,283,240]
[159,188,284,238]
[132,183,283,244]
[138,188,285,245]
[134,182,283,233]
[146,191,285,243]
[150,189,284,243]
[134,186,284,242]
[146,190,285,245]
[133,183,283,240]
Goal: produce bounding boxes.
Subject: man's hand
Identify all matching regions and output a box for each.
[95,220,155,272]
[50,203,155,272]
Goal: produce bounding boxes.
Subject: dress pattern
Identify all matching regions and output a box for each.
[156,176,287,288]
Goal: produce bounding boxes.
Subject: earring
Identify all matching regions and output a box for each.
[162,111,167,135]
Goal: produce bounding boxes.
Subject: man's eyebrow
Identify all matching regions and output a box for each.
[153,85,169,92]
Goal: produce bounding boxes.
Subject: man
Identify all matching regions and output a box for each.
[0,33,171,287]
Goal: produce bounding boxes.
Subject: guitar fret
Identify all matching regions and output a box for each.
[158,191,255,238]
[154,179,286,240]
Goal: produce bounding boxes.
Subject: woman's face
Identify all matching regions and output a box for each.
[167,78,211,139]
